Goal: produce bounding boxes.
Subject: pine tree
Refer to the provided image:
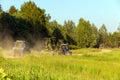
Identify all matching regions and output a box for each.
[76,18,92,48]
[20,1,49,38]
[99,24,108,47]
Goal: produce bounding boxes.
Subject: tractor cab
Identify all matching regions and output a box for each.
[58,44,72,55]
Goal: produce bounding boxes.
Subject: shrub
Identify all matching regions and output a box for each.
[69,45,79,49]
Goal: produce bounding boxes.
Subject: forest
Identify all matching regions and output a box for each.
[0,1,120,49]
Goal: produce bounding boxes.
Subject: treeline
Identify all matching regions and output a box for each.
[0,1,120,49]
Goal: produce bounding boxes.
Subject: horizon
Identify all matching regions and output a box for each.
[0,0,120,32]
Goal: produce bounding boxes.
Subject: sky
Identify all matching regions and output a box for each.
[0,0,120,32]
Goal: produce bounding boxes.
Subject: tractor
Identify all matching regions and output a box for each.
[58,44,72,55]
[12,40,30,57]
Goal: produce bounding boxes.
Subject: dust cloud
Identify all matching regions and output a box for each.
[0,35,15,58]
[32,39,46,51]
[0,36,48,58]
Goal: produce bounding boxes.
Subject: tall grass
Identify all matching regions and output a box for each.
[0,47,3,57]
[0,48,120,80]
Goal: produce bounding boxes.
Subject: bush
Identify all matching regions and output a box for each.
[69,45,79,49]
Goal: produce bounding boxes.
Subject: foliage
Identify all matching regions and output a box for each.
[0,12,32,45]
[20,1,49,38]
[98,24,108,48]
[76,18,94,48]
[9,5,17,14]
[0,1,120,48]
[69,45,79,49]
[90,24,99,47]
[0,4,2,12]
[63,20,77,45]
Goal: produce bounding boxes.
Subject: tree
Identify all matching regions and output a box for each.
[111,32,120,48]
[90,24,99,47]
[0,4,2,12]
[0,12,33,47]
[20,1,49,39]
[52,27,64,45]
[9,5,17,14]
[64,20,75,34]
[46,20,58,36]
[63,20,76,45]
[98,24,108,47]
[76,18,93,48]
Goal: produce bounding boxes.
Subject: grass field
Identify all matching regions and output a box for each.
[0,48,120,80]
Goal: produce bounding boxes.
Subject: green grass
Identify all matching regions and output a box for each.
[1,48,120,80]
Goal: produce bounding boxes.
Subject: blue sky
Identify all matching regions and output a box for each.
[0,0,120,32]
